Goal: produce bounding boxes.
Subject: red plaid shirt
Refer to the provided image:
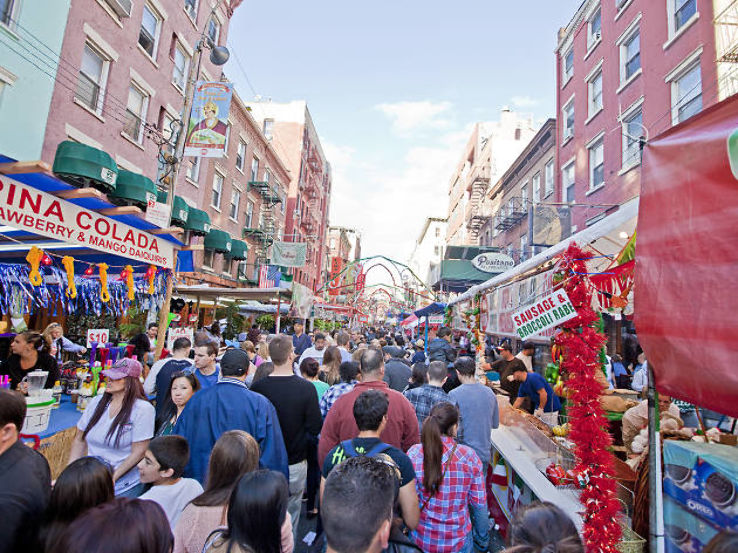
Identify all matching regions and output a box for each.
[408,436,486,553]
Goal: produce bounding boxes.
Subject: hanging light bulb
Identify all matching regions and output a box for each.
[84,265,95,276]
[41,254,53,266]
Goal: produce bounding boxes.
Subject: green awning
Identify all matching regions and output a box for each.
[110,170,157,209]
[185,208,210,236]
[204,229,232,254]
[229,239,248,260]
[156,192,190,227]
[433,259,497,293]
[52,140,118,192]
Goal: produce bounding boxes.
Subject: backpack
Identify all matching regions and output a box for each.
[340,439,392,459]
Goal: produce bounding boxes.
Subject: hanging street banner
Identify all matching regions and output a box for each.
[328,257,344,296]
[272,241,307,267]
[0,176,176,268]
[184,81,233,158]
[290,282,314,319]
[512,289,578,340]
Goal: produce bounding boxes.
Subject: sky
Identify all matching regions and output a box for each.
[226,1,584,266]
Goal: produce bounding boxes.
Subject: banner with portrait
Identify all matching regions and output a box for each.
[184,82,233,158]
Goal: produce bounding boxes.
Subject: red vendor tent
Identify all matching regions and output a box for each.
[636,93,738,418]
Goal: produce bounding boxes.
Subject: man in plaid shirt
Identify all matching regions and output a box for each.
[320,361,360,418]
[404,361,454,431]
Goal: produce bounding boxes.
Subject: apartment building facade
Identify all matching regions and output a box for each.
[407,216,447,307]
[0,0,71,161]
[480,119,556,264]
[446,109,537,246]
[555,0,729,230]
[245,100,332,293]
[188,90,289,287]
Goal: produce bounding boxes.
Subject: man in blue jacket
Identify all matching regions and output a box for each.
[427,327,456,365]
[175,349,289,482]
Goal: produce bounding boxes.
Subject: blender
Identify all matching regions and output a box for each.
[22,370,49,398]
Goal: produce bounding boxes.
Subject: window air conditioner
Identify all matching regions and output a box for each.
[106,0,132,17]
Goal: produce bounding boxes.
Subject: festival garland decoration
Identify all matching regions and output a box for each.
[460,294,487,376]
[0,261,165,318]
[553,243,622,552]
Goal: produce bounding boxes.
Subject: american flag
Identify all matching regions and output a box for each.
[258,265,281,288]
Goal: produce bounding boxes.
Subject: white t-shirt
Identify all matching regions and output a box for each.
[77,395,155,494]
[299,346,326,365]
[140,478,203,527]
[515,351,533,372]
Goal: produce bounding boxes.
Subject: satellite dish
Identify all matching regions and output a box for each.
[210,46,230,66]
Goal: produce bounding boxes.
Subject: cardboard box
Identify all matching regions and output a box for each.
[663,440,738,531]
[664,496,720,553]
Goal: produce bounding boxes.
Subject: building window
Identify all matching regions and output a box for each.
[245,201,253,227]
[621,28,641,83]
[203,249,214,268]
[207,16,220,45]
[622,103,644,169]
[433,245,440,255]
[532,173,541,204]
[263,119,274,140]
[264,169,271,184]
[230,188,241,220]
[562,161,576,203]
[520,183,528,206]
[222,255,233,276]
[588,69,603,117]
[435,227,440,238]
[563,47,574,83]
[123,84,148,143]
[250,157,259,181]
[279,189,285,213]
[562,98,574,140]
[236,140,246,171]
[211,172,223,210]
[224,123,231,154]
[186,157,200,182]
[544,159,554,197]
[1,0,17,27]
[587,6,602,48]
[588,136,605,190]
[172,42,190,91]
[673,0,697,33]
[139,5,161,58]
[520,234,528,262]
[671,59,702,124]
[184,0,197,19]
[76,43,108,114]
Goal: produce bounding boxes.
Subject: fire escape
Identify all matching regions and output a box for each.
[494,197,527,231]
[465,166,491,242]
[298,146,323,265]
[243,180,282,267]
[715,1,738,100]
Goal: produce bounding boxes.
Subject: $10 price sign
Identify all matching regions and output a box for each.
[87,329,110,347]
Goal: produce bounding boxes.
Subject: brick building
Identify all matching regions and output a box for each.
[554,0,733,230]
[480,118,556,264]
[245,100,332,293]
[446,109,536,246]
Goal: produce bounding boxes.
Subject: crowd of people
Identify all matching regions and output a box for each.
[1,322,735,553]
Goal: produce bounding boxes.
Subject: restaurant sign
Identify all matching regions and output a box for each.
[0,176,176,268]
[512,289,578,340]
[471,252,515,273]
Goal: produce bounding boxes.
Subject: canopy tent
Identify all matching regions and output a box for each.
[174,285,288,302]
[636,93,738,418]
[401,314,419,329]
[414,302,447,318]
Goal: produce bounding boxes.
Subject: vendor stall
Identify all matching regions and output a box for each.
[0,151,185,475]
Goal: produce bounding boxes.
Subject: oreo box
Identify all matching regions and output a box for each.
[663,440,738,530]
[664,496,720,553]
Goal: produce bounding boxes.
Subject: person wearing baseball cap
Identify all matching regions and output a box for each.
[515,341,536,372]
[174,349,288,484]
[488,343,527,400]
[411,339,426,365]
[68,358,155,497]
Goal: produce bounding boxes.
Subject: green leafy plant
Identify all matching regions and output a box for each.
[256,314,275,332]
[215,304,245,340]
[117,305,148,340]
[67,309,122,343]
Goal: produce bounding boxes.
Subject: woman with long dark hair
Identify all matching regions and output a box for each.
[155,370,200,436]
[319,346,342,386]
[174,431,293,553]
[67,358,155,497]
[49,497,172,553]
[40,456,114,551]
[203,470,290,553]
[504,501,583,553]
[407,402,489,553]
[405,363,429,391]
[0,331,59,391]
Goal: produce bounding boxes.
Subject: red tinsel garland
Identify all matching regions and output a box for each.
[554,243,622,552]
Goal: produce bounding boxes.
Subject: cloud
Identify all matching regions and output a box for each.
[511,95,539,108]
[327,125,470,270]
[374,100,454,134]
